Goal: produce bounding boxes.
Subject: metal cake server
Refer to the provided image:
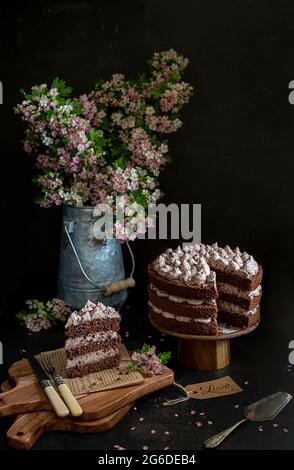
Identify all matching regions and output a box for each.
[204,391,292,448]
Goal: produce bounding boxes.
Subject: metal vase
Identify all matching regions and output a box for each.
[57,205,127,309]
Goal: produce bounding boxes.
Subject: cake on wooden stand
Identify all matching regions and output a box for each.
[148,242,262,370]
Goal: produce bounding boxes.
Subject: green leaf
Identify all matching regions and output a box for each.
[132,190,148,209]
[16,311,26,326]
[88,128,106,148]
[113,155,128,169]
[150,89,162,99]
[51,77,73,97]
[101,118,110,131]
[170,69,180,82]
[72,100,82,115]
[157,351,171,365]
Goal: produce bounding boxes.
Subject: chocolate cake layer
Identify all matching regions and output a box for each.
[218,306,260,329]
[148,265,218,300]
[217,290,261,310]
[66,352,120,378]
[149,307,218,336]
[148,288,217,319]
[66,317,120,339]
[66,336,121,360]
[214,266,263,291]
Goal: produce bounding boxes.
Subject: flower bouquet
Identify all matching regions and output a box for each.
[15,50,193,241]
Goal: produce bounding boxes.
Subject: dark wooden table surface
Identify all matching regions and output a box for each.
[0,269,294,451]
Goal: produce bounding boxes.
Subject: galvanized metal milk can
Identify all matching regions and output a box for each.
[57,205,127,309]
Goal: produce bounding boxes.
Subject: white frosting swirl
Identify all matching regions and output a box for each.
[65,301,120,328]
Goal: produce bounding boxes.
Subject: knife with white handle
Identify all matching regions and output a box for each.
[24,352,70,418]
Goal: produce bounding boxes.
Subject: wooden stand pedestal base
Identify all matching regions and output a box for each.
[178,338,231,370]
[150,315,258,371]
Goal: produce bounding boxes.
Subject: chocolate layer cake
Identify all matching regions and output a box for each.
[65,300,121,378]
[148,243,262,335]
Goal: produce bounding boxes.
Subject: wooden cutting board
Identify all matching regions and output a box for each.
[1,380,133,450]
[6,406,133,450]
[0,359,174,421]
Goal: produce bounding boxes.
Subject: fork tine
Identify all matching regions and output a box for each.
[41,355,52,374]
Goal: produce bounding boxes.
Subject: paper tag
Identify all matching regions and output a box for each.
[186,376,243,399]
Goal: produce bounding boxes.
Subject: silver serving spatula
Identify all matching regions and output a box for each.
[204,391,292,448]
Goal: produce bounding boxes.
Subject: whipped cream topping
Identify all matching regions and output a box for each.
[154,242,259,284]
[65,300,120,329]
[149,284,216,306]
[217,282,262,299]
[66,347,118,368]
[65,331,119,350]
[149,301,212,324]
[217,300,258,316]
[154,246,216,286]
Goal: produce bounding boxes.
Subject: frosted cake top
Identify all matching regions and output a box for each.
[153,242,259,285]
[65,300,120,328]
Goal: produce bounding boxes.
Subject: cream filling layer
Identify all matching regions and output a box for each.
[149,301,212,324]
[217,300,258,316]
[66,348,118,368]
[150,284,216,306]
[217,282,261,299]
[65,331,119,350]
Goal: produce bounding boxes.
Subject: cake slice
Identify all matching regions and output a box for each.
[65,300,121,378]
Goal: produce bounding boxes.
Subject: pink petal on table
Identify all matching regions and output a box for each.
[283,428,289,433]
[234,404,239,408]
[195,421,203,427]
[133,407,137,411]
[143,445,149,450]
[200,412,205,416]
[174,413,179,417]
[273,423,279,428]
[113,445,120,449]
[139,417,144,422]
[258,426,263,432]
[150,430,156,434]
[244,381,249,385]
[208,420,213,425]
[131,427,136,431]
[190,410,196,415]
[164,431,170,435]
[164,447,170,450]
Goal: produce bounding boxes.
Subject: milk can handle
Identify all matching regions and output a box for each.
[64,224,102,290]
[64,224,135,290]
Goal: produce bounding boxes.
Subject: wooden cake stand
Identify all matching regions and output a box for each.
[149,316,259,371]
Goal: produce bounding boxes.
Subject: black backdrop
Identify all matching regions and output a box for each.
[1,0,294,313]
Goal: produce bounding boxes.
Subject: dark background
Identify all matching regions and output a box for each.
[1,0,294,452]
[1,0,294,312]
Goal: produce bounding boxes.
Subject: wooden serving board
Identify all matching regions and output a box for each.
[0,359,174,421]
[6,406,133,450]
[1,379,133,450]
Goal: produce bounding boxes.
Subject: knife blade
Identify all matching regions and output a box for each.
[25,351,69,418]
